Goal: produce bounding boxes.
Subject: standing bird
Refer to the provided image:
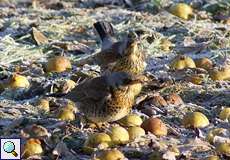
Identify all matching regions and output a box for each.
[64,72,146,123]
[94,23,147,97]
[93,21,146,76]
[76,21,126,70]
[76,21,146,96]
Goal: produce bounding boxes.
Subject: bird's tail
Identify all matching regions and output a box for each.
[93,21,115,41]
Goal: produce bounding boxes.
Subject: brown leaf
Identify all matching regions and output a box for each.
[22,124,50,138]
[52,42,93,55]
[31,27,48,45]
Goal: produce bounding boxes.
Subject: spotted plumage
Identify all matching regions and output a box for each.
[110,39,146,96]
[111,39,146,75]
[64,72,143,123]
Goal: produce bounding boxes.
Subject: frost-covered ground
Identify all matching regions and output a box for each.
[0,0,229,159]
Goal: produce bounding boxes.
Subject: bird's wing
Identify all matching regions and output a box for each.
[64,76,111,102]
[95,41,125,65]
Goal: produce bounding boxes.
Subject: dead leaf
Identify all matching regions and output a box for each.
[52,42,93,55]
[21,124,50,138]
[31,27,48,45]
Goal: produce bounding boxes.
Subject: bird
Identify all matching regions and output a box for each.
[63,72,146,123]
[76,21,146,75]
[93,21,146,76]
[76,21,126,70]
[77,22,147,96]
